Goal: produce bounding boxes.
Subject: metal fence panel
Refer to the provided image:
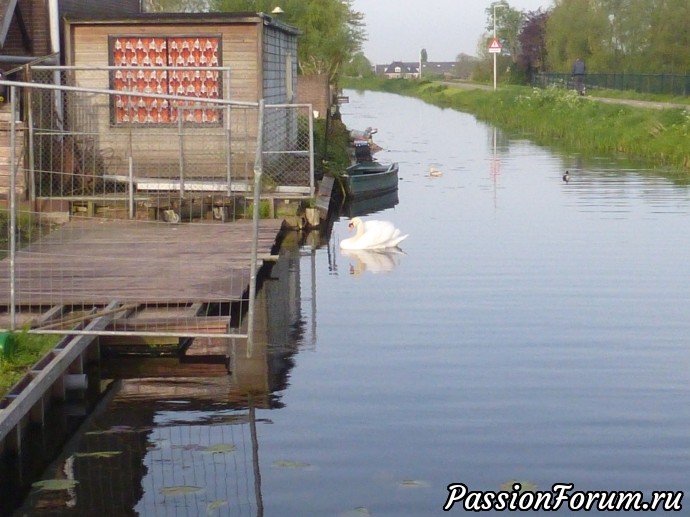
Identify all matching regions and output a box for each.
[28,69,261,203]
[0,72,309,342]
[261,104,314,196]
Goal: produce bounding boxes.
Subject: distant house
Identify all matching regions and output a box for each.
[383,61,418,79]
[378,60,458,79]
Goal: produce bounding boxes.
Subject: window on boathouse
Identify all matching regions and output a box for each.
[109,36,222,125]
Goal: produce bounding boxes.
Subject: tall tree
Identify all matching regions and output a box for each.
[142,0,210,11]
[645,0,690,73]
[544,0,609,72]
[518,9,549,76]
[211,0,365,82]
[485,1,524,63]
[543,0,690,74]
[454,53,478,80]
[344,52,374,78]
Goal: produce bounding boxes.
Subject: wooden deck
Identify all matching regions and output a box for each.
[0,218,284,307]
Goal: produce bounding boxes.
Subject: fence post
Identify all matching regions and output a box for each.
[225,69,232,196]
[246,99,264,357]
[178,107,185,200]
[9,86,18,331]
[225,104,232,196]
[128,155,134,219]
[25,64,36,204]
[308,104,315,197]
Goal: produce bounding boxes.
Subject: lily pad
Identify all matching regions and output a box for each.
[399,479,430,488]
[172,443,207,451]
[73,451,122,459]
[206,500,228,514]
[203,443,237,454]
[272,459,312,469]
[500,480,538,492]
[160,485,203,496]
[338,507,372,516]
[32,479,79,491]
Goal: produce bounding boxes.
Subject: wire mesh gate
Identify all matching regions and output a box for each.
[0,74,314,345]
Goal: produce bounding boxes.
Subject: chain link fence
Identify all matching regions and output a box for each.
[262,103,314,195]
[21,67,312,212]
[0,69,313,340]
[534,72,690,97]
[28,67,260,219]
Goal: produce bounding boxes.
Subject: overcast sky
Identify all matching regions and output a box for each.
[350,0,552,64]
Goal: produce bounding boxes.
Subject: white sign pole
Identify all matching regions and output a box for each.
[492,4,505,91]
[493,5,498,90]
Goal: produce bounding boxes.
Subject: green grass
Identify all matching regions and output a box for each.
[314,116,352,175]
[1,212,64,397]
[0,210,56,257]
[342,77,690,174]
[0,331,62,397]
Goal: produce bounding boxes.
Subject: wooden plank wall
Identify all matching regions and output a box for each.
[66,22,263,180]
[70,23,262,101]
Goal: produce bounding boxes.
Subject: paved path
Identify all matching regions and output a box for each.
[440,80,689,110]
[589,96,688,110]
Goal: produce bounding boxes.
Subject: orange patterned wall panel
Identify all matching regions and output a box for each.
[110,36,221,124]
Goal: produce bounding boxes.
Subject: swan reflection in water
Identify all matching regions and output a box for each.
[341,248,405,276]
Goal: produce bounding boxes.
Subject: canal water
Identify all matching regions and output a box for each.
[12,90,690,516]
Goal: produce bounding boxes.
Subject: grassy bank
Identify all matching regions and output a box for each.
[0,332,62,397]
[1,211,66,397]
[342,77,690,175]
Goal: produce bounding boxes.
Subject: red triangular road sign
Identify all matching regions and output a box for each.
[489,38,501,50]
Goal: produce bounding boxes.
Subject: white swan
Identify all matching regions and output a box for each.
[340,217,408,250]
[428,166,443,177]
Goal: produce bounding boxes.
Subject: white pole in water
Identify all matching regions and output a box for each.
[246,99,265,357]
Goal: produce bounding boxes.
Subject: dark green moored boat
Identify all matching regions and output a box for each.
[345,140,399,199]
